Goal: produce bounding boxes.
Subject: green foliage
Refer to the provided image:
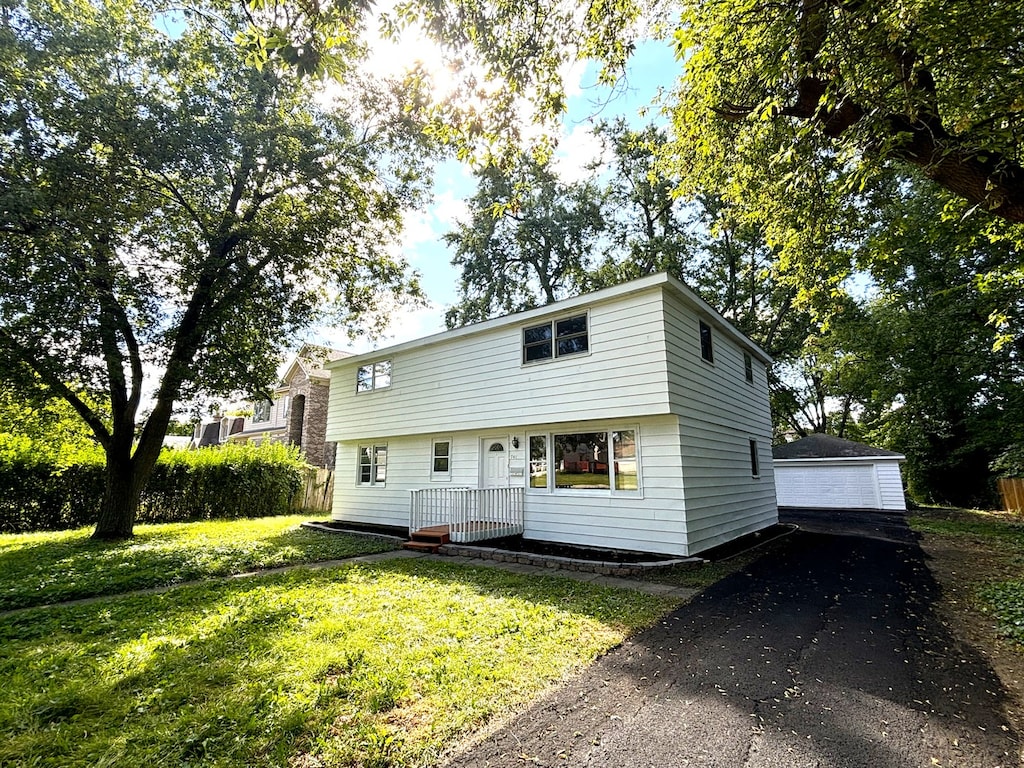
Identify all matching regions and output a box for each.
[0,0,431,536]
[0,385,103,465]
[144,442,307,522]
[0,443,309,535]
[0,515,396,610]
[911,509,1024,648]
[444,155,605,327]
[0,560,675,766]
[992,445,1024,479]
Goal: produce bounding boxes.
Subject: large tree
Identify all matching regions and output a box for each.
[0,0,430,538]
[671,0,1024,223]
[444,157,604,326]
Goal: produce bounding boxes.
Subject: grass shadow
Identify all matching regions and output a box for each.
[0,558,672,768]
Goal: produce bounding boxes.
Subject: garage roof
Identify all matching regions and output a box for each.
[773,434,903,460]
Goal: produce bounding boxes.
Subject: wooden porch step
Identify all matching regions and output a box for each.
[404,524,451,553]
[403,540,442,553]
[410,525,451,545]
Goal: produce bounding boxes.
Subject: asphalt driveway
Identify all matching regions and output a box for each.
[446,510,1020,767]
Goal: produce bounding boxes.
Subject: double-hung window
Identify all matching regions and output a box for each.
[358,445,388,485]
[744,352,754,383]
[523,313,588,363]
[431,439,451,481]
[356,360,392,393]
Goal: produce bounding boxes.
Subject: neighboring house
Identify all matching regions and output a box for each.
[773,433,907,511]
[324,273,778,558]
[227,344,350,468]
[191,415,243,448]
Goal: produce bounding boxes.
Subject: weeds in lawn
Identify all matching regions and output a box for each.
[0,559,676,768]
[910,507,1024,647]
[0,516,397,610]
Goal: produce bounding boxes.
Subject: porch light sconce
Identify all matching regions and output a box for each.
[512,437,520,449]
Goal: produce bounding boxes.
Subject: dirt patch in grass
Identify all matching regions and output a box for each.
[912,507,1024,738]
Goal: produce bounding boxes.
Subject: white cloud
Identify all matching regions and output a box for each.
[433,190,470,228]
[552,123,607,184]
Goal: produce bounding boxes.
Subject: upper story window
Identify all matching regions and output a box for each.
[699,320,714,363]
[356,360,392,393]
[744,353,754,383]
[523,313,588,363]
[252,400,272,422]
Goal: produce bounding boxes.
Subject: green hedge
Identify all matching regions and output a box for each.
[0,442,307,534]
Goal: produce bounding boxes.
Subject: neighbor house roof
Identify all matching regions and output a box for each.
[281,344,351,386]
[773,434,904,460]
[326,272,773,370]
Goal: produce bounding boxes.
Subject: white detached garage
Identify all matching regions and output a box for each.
[773,434,907,511]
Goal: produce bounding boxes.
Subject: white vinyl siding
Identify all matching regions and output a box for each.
[331,416,688,556]
[875,462,908,511]
[663,290,778,554]
[326,289,671,441]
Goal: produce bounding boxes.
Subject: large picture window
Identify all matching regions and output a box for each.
[523,313,588,363]
[528,428,639,494]
[358,445,387,485]
[356,360,392,393]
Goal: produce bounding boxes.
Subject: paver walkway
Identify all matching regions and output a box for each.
[444,515,1020,768]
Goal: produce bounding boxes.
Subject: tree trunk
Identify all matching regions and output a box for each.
[92,454,144,540]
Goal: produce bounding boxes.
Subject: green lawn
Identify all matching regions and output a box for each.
[910,507,1024,646]
[0,516,398,611]
[0,559,677,767]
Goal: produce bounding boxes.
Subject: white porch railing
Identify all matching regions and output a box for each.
[409,487,525,543]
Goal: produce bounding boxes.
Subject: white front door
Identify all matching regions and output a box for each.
[482,438,510,488]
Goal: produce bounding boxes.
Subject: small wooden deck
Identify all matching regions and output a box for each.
[403,521,521,553]
[409,487,525,549]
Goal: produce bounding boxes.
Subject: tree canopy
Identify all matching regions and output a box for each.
[0,0,431,537]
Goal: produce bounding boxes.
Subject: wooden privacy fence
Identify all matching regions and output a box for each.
[296,468,334,514]
[998,478,1024,513]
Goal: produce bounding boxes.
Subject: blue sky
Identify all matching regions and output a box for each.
[319,38,682,354]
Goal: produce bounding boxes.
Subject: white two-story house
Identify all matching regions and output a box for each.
[324,273,778,557]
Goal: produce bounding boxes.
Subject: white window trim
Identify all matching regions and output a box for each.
[744,352,754,384]
[355,360,393,394]
[430,437,452,482]
[525,425,642,497]
[699,320,714,365]
[521,311,592,366]
[357,444,388,486]
[252,399,272,423]
[749,438,761,479]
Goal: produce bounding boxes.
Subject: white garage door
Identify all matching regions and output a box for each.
[775,464,880,509]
